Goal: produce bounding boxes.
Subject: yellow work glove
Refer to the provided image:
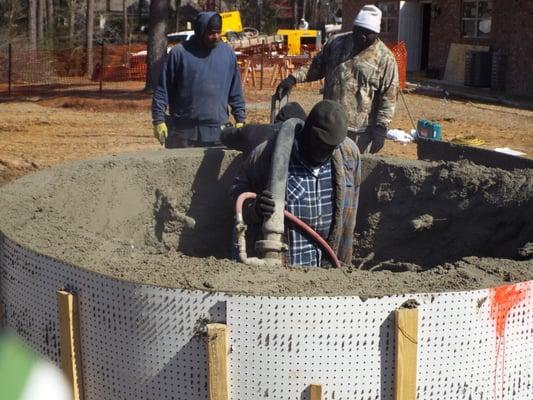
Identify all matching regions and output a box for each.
[235,122,245,129]
[153,122,168,145]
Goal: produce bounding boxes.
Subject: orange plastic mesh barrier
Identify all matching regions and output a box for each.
[388,41,407,90]
[1,41,407,95]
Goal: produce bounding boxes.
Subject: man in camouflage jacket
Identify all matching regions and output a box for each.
[276,4,399,154]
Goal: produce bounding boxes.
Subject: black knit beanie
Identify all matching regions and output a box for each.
[303,100,347,145]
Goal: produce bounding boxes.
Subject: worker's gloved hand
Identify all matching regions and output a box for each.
[220,125,239,149]
[275,75,296,100]
[369,125,387,154]
[254,190,276,218]
[235,121,245,129]
[153,122,168,146]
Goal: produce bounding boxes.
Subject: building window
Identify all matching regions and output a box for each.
[377,1,399,34]
[462,0,492,38]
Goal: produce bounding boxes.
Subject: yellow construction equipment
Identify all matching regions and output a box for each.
[219,11,283,49]
[276,29,322,55]
[169,11,283,50]
[220,11,244,36]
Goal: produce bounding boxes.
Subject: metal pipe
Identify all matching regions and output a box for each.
[234,192,271,267]
[235,191,341,268]
[260,39,265,90]
[99,43,104,94]
[8,43,12,97]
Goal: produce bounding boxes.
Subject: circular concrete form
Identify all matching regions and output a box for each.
[0,149,532,399]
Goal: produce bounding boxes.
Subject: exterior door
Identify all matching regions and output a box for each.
[398,1,423,71]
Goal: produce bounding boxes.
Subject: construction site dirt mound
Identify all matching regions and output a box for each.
[0,149,531,298]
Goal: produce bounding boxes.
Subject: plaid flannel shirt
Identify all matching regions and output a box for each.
[232,124,361,266]
[286,145,334,266]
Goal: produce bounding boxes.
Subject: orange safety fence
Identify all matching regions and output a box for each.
[91,43,147,82]
[0,43,147,95]
[388,41,407,90]
[0,40,407,96]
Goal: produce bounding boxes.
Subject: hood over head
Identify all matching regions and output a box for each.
[193,11,222,39]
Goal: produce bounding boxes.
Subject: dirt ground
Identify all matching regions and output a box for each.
[1,85,532,186]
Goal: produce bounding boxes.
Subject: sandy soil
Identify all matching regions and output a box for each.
[1,86,532,185]
[0,149,530,298]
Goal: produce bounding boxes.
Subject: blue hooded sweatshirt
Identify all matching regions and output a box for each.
[151,11,246,142]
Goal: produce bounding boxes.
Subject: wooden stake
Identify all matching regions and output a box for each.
[310,383,323,400]
[57,290,84,400]
[207,323,229,400]
[394,308,419,400]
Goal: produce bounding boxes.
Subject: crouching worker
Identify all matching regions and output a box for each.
[232,100,361,267]
[221,102,307,156]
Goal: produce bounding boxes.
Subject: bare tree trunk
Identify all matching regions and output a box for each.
[86,0,94,77]
[68,0,76,47]
[257,0,263,32]
[174,0,181,32]
[7,1,17,40]
[302,0,307,22]
[311,0,319,26]
[123,0,128,44]
[145,0,168,91]
[138,0,144,31]
[293,0,298,28]
[29,0,37,50]
[46,0,54,37]
[37,0,45,42]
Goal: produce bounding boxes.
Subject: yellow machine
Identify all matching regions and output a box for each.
[220,11,244,35]
[276,29,322,55]
[219,10,282,48]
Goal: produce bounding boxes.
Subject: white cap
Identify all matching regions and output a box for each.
[353,4,382,33]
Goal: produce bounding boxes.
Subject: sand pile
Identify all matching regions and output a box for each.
[0,148,531,298]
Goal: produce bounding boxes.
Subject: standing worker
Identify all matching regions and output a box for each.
[152,11,246,148]
[299,18,309,30]
[232,100,361,267]
[275,5,399,154]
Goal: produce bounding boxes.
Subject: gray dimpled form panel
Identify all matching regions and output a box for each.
[1,235,532,400]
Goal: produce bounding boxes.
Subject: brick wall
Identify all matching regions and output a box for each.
[427,0,459,76]
[426,1,488,76]
[428,0,533,95]
[491,0,533,95]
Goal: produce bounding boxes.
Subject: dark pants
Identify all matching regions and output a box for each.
[164,115,222,149]
[165,135,219,149]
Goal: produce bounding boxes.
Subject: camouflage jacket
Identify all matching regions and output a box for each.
[292,34,399,133]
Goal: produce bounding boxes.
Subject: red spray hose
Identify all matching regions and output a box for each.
[235,192,341,268]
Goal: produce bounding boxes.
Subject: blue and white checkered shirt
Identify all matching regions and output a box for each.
[286,142,334,267]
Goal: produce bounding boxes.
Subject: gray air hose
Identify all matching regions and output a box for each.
[254,118,302,264]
